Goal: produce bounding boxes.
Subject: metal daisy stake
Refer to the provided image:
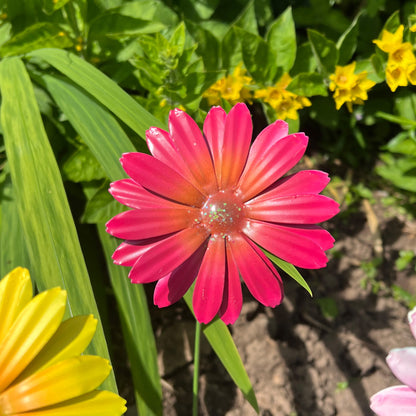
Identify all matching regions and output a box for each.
[106,102,339,414]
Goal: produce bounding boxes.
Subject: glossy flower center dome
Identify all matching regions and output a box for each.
[200,190,244,236]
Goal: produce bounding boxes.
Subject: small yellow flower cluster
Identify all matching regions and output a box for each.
[204,68,310,121]
[329,62,376,112]
[203,64,253,106]
[254,73,311,120]
[373,25,416,92]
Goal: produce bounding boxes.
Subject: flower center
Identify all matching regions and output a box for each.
[199,190,244,237]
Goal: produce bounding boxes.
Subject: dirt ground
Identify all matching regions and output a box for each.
[149,190,416,416]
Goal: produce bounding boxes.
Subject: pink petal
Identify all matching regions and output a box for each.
[120,152,206,207]
[203,106,226,185]
[106,206,198,240]
[279,225,335,251]
[220,103,253,189]
[408,307,416,340]
[112,237,165,267]
[146,127,198,188]
[246,194,340,224]
[109,179,165,209]
[169,108,217,194]
[154,243,207,307]
[237,133,308,202]
[249,170,330,203]
[193,237,226,323]
[245,119,288,157]
[218,243,243,325]
[244,219,330,269]
[387,348,416,390]
[112,242,145,267]
[229,234,283,307]
[370,385,416,416]
[128,228,209,284]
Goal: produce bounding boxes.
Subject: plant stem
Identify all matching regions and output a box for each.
[192,320,202,416]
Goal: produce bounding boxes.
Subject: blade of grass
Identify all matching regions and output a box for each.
[28,48,164,139]
[0,56,116,392]
[184,291,259,413]
[42,74,162,416]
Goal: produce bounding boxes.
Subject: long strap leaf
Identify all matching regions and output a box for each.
[28,48,164,139]
[0,57,116,392]
[42,73,162,416]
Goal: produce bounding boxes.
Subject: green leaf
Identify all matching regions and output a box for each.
[221,26,242,70]
[62,146,107,182]
[0,56,117,392]
[337,12,361,65]
[237,28,278,84]
[0,177,30,276]
[41,74,137,178]
[376,111,416,129]
[376,153,416,192]
[183,290,259,413]
[98,227,163,416]
[287,72,328,97]
[186,20,220,71]
[307,29,339,75]
[28,48,164,139]
[383,10,401,33]
[82,184,125,224]
[42,73,161,414]
[266,7,296,72]
[233,0,258,35]
[316,297,338,319]
[0,23,73,57]
[264,251,313,297]
[291,42,316,74]
[384,131,416,155]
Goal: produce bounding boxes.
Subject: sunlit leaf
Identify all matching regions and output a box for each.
[0,57,117,392]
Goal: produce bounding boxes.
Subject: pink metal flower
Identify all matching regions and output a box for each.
[370,307,416,415]
[106,103,339,324]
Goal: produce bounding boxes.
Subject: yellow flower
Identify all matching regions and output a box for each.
[386,65,409,91]
[388,42,416,67]
[407,62,416,85]
[410,23,416,32]
[329,62,375,111]
[203,64,253,106]
[0,267,126,416]
[254,73,311,120]
[373,25,405,53]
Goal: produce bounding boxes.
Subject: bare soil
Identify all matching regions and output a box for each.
[150,191,416,416]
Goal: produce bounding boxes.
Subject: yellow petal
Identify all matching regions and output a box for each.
[0,267,33,341]
[15,315,97,383]
[10,390,126,416]
[0,288,66,393]
[0,356,111,414]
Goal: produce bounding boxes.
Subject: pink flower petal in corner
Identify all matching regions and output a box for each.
[387,348,416,391]
[370,385,416,416]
